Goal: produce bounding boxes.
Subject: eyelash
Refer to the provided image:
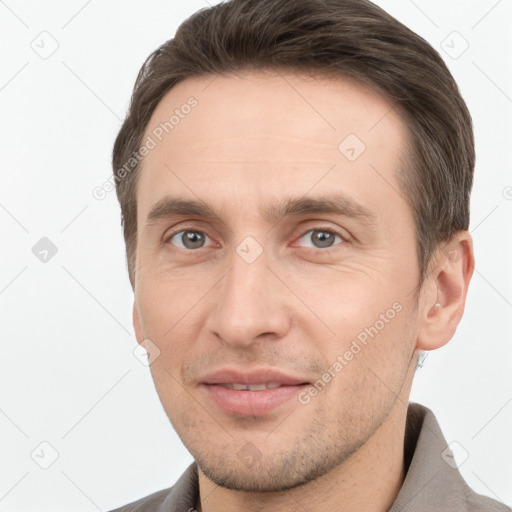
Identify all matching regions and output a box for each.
[164,225,348,251]
[293,225,345,249]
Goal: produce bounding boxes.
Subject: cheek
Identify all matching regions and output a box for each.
[295,269,416,381]
[284,263,406,331]
[135,280,206,378]
[136,269,204,333]
[315,302,417,427]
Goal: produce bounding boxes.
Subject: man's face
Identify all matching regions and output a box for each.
[133,71,424,491]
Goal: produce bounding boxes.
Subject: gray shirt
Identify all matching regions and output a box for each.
[109,403,511,511]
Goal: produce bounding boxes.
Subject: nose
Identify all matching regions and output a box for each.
[205,249,292,348]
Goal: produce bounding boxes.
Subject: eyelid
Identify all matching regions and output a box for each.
[292,224,351,247]
[163,219,209,240]
[162,222,350,250]
[163,226,217,249]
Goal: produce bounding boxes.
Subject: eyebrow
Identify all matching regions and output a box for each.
[146,193,376,225]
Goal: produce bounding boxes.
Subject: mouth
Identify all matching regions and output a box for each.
[199,369,310,416]
[219,382,283,390]
[201,383,309,416]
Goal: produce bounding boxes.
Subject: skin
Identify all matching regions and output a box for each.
[132,70,474,512]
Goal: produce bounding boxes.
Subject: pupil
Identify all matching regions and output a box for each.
[312,231,334,248]
[183,231,204,249]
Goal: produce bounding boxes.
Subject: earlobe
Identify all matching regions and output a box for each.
[133,302,144,345]
[416,232,474,351]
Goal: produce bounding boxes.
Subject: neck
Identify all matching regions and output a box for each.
[196,397,410,512]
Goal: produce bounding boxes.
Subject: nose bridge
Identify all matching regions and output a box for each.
[207,246,289,346]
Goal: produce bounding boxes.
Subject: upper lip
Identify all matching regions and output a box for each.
[200,368,310,386]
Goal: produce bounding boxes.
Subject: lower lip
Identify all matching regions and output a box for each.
[201,384,308,416]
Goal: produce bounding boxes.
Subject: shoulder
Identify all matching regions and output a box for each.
[395,403,511,512]
[464,487,512,512]
[108,486,173,512]
[107,463,198,512]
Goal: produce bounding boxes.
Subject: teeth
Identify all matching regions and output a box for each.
[224,383,282,391]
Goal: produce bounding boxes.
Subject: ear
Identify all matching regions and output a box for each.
[133,301,144,345]
[416,231,475,351]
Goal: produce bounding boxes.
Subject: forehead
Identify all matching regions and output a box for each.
[137,70,410,226]
[144,70,407,158]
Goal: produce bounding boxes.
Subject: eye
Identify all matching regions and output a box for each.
[168,230,212,250]
[296,229,344,249]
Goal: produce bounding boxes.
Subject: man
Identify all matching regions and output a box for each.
[109,0,510,510]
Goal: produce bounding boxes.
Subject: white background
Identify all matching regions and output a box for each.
[1,0,511,510]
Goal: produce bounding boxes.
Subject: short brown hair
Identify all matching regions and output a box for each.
[112,0,474,287]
